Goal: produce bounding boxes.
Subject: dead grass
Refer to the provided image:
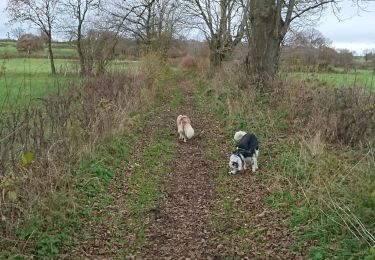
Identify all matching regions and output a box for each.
[177,54,210,74]
[282,81,375,146]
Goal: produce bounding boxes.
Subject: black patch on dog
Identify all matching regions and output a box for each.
[236,133,259,157]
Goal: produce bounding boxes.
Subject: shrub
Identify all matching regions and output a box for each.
[16,34,44,54]
[178,54,209,74]
[285,83,375,146]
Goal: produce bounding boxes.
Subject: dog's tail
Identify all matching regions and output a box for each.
[184,124,194,139]
[234,131,247,142]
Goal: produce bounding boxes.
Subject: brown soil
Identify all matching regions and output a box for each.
[142,82,216,259]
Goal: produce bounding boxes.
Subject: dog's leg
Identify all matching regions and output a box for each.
[251,156,256,172]
[255,150,259,170]
[178,124,184,140]
[183,134,187,142]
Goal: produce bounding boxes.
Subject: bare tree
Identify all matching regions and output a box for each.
[82,29,120,75]
[183,0,250,68]
[335,48,354,71]
[281,28,334,70]
[364,49,375,63]
[10,26,25,40]
[59,0,100,75]
[7,0,59,74]
[107,0,183,54]
[16,33,44,54]
[286,28,331,49]
[245,0,368,88]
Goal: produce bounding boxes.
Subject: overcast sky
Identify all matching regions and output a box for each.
[316,1,375,54]
[0,0,374,55]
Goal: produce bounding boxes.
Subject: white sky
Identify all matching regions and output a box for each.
[316,1,375,54]
[0,0,374,55]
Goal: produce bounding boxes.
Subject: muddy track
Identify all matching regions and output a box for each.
[142,81,216,258]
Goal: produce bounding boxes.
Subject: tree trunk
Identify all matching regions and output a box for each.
[245,0,282,88]
[209,48,222,69]
[77,25,86,76]
[77,40,85,75]
[47,35,56,75]
[96,61,105,76]
[208,33,232,70]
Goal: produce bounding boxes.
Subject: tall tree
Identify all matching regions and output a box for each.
[245,0,368,88]
[184,0,250,68]
[7,0,59,74]
[107,0,183,54]
[60,0,100,75]
[10,27,26,40]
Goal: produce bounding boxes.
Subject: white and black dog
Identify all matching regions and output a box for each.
[229,131,259,174]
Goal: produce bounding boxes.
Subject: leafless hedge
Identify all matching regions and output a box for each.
[285,84,375,146]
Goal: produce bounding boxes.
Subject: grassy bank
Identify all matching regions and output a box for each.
[0,55,178,258]
[188,70,375,259]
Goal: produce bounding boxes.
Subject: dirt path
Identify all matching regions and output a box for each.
[61,77,303,259]
[142,82,216,258]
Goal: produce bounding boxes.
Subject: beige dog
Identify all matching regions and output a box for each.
[176,115,194,142]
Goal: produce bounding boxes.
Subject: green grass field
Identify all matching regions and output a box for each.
[108,60,140,72]
[0,58,79,109]
[289,68,375,90]
[0,58,139,109]
[0,41,76,58]
[0,42,18,54]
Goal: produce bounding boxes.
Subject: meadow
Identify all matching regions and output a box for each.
[0,41,76,58]
[0,58,138,109]
[0,58,79,109]
[287,68,375,90]
[0,40,139,109]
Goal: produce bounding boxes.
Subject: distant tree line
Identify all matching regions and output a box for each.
[6,0,372,89]
[281,28,365,72]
